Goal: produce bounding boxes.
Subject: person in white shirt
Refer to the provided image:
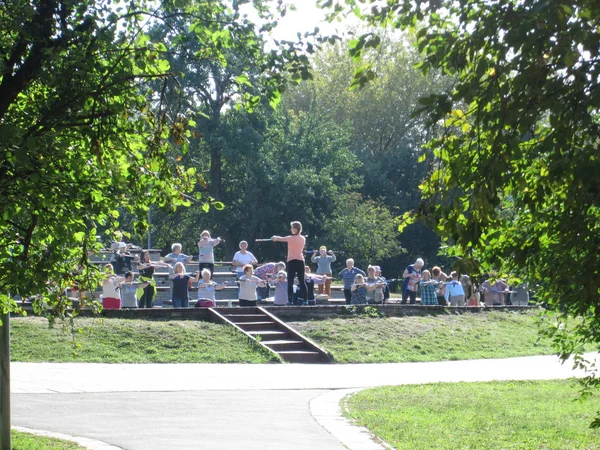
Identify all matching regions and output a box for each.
[444,271,466,306]
[238,265,266,307]
[232,241,258,278]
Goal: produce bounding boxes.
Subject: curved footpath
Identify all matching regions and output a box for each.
[11,353,599,450]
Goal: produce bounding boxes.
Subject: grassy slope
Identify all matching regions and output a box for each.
[290,310,564,363]
[11,317,278,363]
[345,380,600,450]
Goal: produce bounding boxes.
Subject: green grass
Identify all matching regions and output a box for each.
[290,310,571,363]
[344,380,600,450]
[13,430,84,449]
[10,317,278,363]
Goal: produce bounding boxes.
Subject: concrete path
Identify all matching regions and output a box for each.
[11,353,598,450]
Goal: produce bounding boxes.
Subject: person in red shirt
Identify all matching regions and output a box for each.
[271,221,307,305]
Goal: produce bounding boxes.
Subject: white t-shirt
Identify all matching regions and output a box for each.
[233,251,256,274]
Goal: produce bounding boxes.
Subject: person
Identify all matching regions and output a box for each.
[431,266,449,306]
[238,264,266,307]
[255,261,285,301]
[195,268,224,307]
[311,246,336,297]
[339,259,366,305]
[480,273,509,306]
[401,258,424,305]
[365,265,385,304]
[374,266,391,303]
[461,274,479,306]
[300,266,329,305]
[111,243,138,276]
[445,271,466,306]
[170,262,199,308]
[101,264,122,309]
[137,250,171,309]
[232,240,258,295]
[272,271,289,306]
[197,230,222,277]
[164,243,192,266]
[419,270,439,305]
[119,271,148,308]
[510,282,530,306]
[271,221,307,305]
[351,274,368,305]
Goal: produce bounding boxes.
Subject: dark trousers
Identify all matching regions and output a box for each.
[401,290,416,304]
[437,295,448,306]
[198,263,214,277]
[343,288,352,305]
[287,259,307,303]
[239,299,257,307]
[139,284,155,308]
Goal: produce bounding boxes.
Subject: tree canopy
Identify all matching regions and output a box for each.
[322,0,600,421]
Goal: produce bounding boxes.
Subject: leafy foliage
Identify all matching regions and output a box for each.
[321,0,600,423]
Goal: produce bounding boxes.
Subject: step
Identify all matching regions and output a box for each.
[221,314,267,322]
[246,330,288,341]
[233,321,277,331]
[277,351,323,363]
[262,340,308,351]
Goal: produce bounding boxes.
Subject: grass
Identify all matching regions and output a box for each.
[13,430,84,449]
[289,310,570,363]
[344,380,600,450]
[10,317,278,363]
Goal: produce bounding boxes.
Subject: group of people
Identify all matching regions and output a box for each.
[400,258,526,307]
[103,222,526,309]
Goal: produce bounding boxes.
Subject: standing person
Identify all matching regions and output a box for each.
[351,274,368,305]
[445,271,466,306]
[365,265,385,304]
[119,272,148,308]
[111,243,138,276]
[374,266,390,303]
[271,221,307,305]
[164,243,192,267]
[137,250,171,309]
[431,266,449,306]
[197,230,222,277]
[195,268,224,307]
[238,264,266,307]
[233,240,258,295]
[311,246,336,297]
[338,259,366,305]
[101,264,122,309]
[272,271,289,306]
[170,262,199,308]
[401,258,424,305]
[302,266,328,305]
[480,273,509,306]
[419,270,439,306]
[255,261,285,301]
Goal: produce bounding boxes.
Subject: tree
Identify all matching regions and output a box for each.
[322,0,600,424]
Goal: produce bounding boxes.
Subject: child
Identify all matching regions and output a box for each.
[119,272,148,308]
[445,271,466,306]
[171,262,200,308]
[238,264,266,307]
[419,270,439,305]
[197,230,222,277]
[272,271,289,306]
[195,268,224,307]
[271,221,307,304]
[351,274,368,305]
[339,259,366,305]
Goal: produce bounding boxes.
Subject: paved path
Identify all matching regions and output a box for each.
[11,353,598,450]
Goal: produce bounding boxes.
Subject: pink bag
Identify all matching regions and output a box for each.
[195,300,215,308]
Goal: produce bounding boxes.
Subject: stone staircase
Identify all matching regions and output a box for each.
[208,307,331,363]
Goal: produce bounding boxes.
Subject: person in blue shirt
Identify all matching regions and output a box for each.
[338,258,366,305]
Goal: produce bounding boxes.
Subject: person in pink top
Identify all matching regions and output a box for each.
[271,221,307,305]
